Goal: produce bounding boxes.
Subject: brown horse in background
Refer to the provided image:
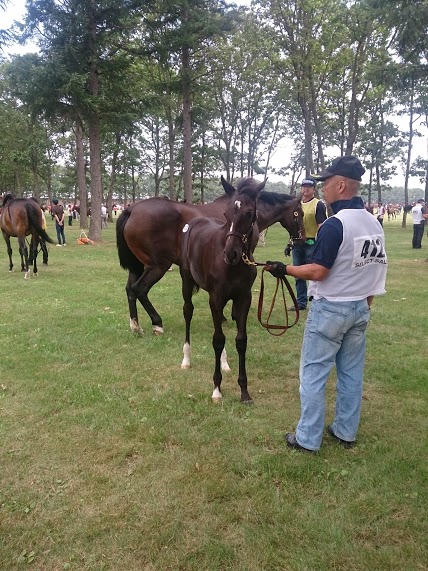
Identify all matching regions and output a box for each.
[180,177,265,404]
[1,194,54,278]
[116,179,305,336]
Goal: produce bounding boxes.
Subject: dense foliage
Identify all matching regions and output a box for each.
[0,0,427,235]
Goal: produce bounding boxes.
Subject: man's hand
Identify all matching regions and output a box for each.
[266,261,287,279]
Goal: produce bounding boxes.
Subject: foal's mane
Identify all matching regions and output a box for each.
[257,191,296,206]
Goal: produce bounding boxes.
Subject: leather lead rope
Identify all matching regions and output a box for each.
[241,255,300,335]
[257,267,300,336]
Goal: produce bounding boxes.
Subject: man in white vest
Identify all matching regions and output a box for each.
[267,156,387,452]
[411,199,427,249]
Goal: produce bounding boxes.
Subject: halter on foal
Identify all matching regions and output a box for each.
[180,177,265,404]
[0,194,54,279]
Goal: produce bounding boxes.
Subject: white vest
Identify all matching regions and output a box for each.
[412,204,424,224]
[308,209,387,301]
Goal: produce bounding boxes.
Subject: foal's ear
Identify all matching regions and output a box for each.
[221,175,236,196]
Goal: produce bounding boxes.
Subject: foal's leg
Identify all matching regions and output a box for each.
[2,233,13,272]
[129,265,168,335]
[233,293,253,404]
[180,271,195,370]
[209,297,228,402]
[28,236,39,275]
[18,236,30,278]
[40,239,48,265]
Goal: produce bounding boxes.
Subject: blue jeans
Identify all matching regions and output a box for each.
[55,222,66,245]
[291,242,316,307]
[295,298,371,451]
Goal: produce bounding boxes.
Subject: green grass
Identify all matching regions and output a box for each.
[0,215,427,571]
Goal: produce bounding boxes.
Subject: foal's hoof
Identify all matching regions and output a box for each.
[152,325,164,336]
[212,388,222,403]
[130,318,144,336]
[241,397,254,406]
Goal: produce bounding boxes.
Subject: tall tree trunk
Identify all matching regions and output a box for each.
[425,112,428,203]
[106,132,122,220]
[299,95,314,176]
[168,116,175,199]
[75,118,88,229]
[87,2,102,242]
[181,40,193,203]
[402,78,415,228]
[32,168,40,201]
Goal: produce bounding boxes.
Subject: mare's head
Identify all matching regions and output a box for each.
[257,191,306,245]
[222,176,265,265]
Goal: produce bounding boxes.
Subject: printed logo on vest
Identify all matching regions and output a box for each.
[353,236,387,268]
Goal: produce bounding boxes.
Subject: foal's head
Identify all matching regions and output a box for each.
[222,177,266,266]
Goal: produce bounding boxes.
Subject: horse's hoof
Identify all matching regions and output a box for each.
[152,326,164,336]
[181,363,190,370]
[212,388,222,402]
[130,318,144,336]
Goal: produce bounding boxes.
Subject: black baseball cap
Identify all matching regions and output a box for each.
[311,156,366,182]
[300,179,316,187]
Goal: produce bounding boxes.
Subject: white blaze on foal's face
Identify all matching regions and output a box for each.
[230,199,242,232]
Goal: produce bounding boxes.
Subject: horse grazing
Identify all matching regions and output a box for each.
[116,180,305,336]
[0,194,54,278]
[180,177,265,404]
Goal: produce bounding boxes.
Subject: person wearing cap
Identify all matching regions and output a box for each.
[266,156,387,452]
[51,198,67,246]
[289,178,327,311]
[411,199,427,249]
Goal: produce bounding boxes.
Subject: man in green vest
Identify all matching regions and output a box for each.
[289,179,327,310]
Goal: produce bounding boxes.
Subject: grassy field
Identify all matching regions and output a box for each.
[0,214,427,571]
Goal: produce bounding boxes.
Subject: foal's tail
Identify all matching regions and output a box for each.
[116,208,145,274]
[26,202,55,243]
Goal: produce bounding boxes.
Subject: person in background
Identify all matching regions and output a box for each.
[101,203,108,229]
[289,178,327,311]
[51,198,66,246]
[377,202,385,226]
[411,199,427,248]
[67,204,73,226]
[267,156,387,452]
